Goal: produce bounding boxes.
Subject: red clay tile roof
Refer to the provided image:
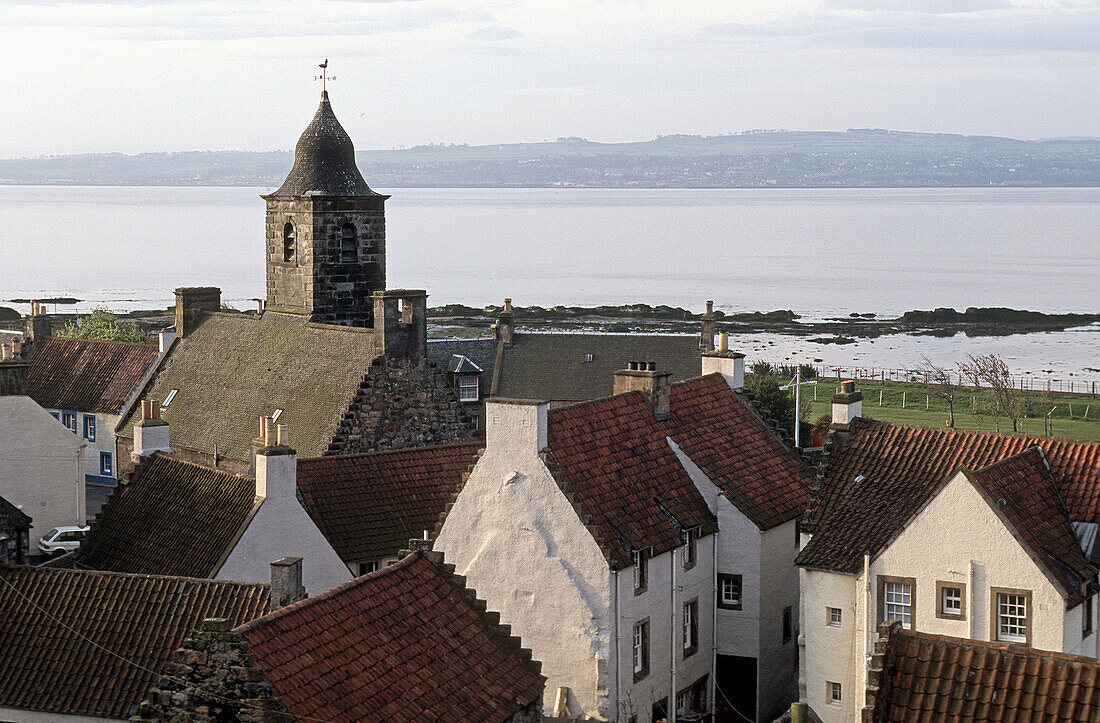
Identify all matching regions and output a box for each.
[868,622,1100,722]
[237,551,544,722]
[546,392,718,569]
[297,442,482,562]
[0,564,269,719]
[799,427,1097,604]
[970,449,1094,606]
[72,453,258,578]
[26,337,159,414]
[668,374,813,530]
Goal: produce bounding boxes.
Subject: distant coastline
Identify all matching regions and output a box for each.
[3,129,1098,188]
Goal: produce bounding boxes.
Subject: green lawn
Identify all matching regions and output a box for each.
[798,378,1100,442]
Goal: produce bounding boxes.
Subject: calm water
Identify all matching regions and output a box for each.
[0,185,1096,377]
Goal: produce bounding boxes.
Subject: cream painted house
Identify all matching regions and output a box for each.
[796,385,1100,722]
[0,357,85,542]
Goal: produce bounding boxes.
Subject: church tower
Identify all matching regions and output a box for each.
[263,90,388,327]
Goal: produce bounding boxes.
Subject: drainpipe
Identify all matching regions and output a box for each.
[863,553,871,720]
[671,550,677,721]
[968,560,977,639]
[711,532,718,719]
[614,568,621,719]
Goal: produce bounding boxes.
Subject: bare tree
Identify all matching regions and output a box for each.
[919,355,961,428]
[958,353,1024,433]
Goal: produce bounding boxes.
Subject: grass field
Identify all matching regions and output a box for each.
[796,378,1100,441]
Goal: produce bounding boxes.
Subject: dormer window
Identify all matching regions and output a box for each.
[340,223,357,262]
[283,222,296,263]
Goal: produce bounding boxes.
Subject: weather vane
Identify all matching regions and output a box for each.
[315,59,335,92]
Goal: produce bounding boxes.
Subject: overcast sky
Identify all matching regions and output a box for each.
[1,0,1096,156]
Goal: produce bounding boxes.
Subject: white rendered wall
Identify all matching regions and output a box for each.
[436,402,614,719]
[803,471,1073,723]
[758,520,800,721]
[0,705,118,722]
[43,409,118,482]
[217,453,352,595]
[0,396,85,539]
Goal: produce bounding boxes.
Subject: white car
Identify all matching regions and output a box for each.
[37,526,90,556]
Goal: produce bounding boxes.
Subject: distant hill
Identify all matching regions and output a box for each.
[2,130,1098,188]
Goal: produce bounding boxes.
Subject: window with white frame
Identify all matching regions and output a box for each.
[100,452,113,476]
[683,599,699,657]
[879,576,916,630]
[994,589,1030,644]
[683,526,699,569]
[937,581,966,620]
[632,547,649,594]
[828,607,842,627]
[632,619,649,682]
[358,560,379,576]
[83,415,96,441]
[457,375,479,402]
[717,573,742,610]
[828,681,842,704]
[62,412,77,433]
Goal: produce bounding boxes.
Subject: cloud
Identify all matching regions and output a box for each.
[821,0,1013,13]
[468,25,523,41]
[702,5,1100,53]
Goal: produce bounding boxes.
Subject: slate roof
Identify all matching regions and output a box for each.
[0,564,269,719]
[798,441,1096,605]
[297,442,482,563]
[237,551,544,722]
[26,337,159,414]
[493,333,701,402]
[117,312,376,461]
[806,419,1100,533]
[668,374,813,530]
[546,392,718,569]
[268,90,381,198]
[71,453,258,578]
[0,494,31,529]
[428,337,497,398]
[867,622,1100,722]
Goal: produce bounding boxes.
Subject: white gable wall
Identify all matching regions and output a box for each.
[436,402,614,719]
[217,452,352,595]
[802,470,1071,723]
[758,519,800,721]
[0,396,85,540]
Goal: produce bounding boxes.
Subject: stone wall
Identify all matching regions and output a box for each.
[327,356,479,455]
[130,618,288,723]
[265,196,386,328]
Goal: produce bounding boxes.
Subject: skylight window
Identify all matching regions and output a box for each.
[162,389,179,408]
[272,409,284,422]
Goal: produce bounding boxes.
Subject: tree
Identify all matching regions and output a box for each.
[919,355,961,428]
[745,374,811,442]
[958,353,1024,433]
[56,308,149,343]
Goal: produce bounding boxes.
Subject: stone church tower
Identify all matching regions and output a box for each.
[263,90,388,327]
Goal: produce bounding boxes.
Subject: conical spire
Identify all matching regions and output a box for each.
[271,91,379,197]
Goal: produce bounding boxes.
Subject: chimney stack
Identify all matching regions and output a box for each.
[132,399,171,461]
[158,327,176,354]
[493,298,515,346]
[701,339,745,390]
[22,300,51,352]
[174,287,221,339]
[255,418,297,500]
[613,361,672,420]
[699,300,716,351]
[485,399,548,457]
[270,556,307,608]
[832,380,863,426]
[372,290,428,361]
[0,356,29,396]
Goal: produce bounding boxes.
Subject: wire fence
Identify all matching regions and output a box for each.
[753,362,1100,397]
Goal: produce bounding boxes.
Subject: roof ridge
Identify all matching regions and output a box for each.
[858,417,1100,447]
[0,562,269,588]
[40,336,157,349]
[895,625,1100,664]
[146,451,253,480]
[301,439,482,465]
[972,444,1047,475]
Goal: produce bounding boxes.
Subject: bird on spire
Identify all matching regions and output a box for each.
[315,59,334,92]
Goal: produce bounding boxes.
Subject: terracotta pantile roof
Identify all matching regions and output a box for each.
[494,333,701,402]
[799,434,1096,604]
[971,448,1094,605]
[117,312,377,461]
[867,622,1100,722]
[26,337,159,414]
[297,442,482,563]
[546,393,718,569]
[72,453,258,578]
[0,564,268,719]
[668,374,813,530]
[237,551,544,722]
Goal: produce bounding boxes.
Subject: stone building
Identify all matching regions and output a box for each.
[0,495,31,565]
[263,90,387,327]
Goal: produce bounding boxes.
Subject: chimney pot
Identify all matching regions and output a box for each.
[256,299,264,314]
[263,418,276,447]
[276,424,288,446]
[718,332,728,352]
[841,380,855,394]
[706,300,714,314]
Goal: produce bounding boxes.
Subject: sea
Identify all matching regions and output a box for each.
[0,185,1096,381]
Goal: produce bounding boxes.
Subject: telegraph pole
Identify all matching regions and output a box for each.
[781,367,817,448]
